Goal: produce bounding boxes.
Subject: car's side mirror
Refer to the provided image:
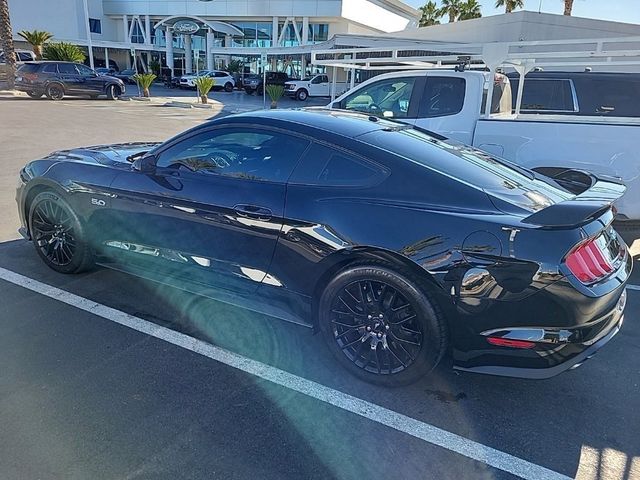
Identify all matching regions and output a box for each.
[134,154,157,173]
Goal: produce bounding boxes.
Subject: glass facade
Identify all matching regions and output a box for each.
[308,24,329,44]
[231,22,273,48]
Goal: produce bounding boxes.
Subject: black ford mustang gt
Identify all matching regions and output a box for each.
[16,109,630,385]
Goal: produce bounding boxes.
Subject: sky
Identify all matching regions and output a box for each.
[403,0,640,25]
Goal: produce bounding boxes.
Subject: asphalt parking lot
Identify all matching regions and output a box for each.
[1,94,639,480]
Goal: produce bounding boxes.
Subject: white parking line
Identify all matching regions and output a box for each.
[0,266,571,480]
[626,284,640,291]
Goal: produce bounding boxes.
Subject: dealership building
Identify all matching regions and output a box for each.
[7,0,419,77]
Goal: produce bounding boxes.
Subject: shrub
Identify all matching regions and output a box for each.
[194,76,215,103]
[133,72,157,97]
[42,42,85,63]
[265,84,284,108]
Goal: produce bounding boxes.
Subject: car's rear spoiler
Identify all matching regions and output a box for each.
[522,171,625,228]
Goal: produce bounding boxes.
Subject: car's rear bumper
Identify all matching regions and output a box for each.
[453,288,627,379]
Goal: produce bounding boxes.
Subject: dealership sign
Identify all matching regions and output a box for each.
[173,20,200,35]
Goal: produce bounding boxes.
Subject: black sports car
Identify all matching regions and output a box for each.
[16,109,631,385]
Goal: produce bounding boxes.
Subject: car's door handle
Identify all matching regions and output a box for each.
[233,204,272,221]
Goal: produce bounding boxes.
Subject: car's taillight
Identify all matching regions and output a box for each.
[565,235,615,284]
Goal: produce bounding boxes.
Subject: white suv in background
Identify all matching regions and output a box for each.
[179,70,235,92]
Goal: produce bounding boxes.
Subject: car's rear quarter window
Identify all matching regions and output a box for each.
[289,143,387,187]
[18,63,39,74]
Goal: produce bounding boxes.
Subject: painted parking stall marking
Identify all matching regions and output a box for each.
[0,266,571,480]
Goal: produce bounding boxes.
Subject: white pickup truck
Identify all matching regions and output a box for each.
[328,70,640,221]
[285,74,350,101]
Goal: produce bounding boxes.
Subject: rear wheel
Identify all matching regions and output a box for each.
[29,191,93,274]
[296,89,308,101]
[318,264,447,386]
[45,83,64,100]
[27,91,43,99]
[106,84,121,100]
[224,82,234,92]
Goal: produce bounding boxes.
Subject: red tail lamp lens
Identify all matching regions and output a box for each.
[487,337,536,349]
[565,237,614,284]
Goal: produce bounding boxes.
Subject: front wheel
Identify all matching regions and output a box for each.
[318,264,447,386]
[224,82,234,92]
[296,89,308,101]
[29,191,93,274]
[106,84,121,100]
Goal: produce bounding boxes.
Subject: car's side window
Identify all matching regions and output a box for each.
[76,64,95,76]
[57,63,77,75]
[419,77,466,117]
[512,78,576,113]
[342,77,416,119]
[289,143,387,187]
[155,128,310,183]
[42,64,58,74]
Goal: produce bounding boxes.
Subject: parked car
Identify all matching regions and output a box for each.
[244,71,289,95]
[114,68,137,85]
[0,49,37,82]
[15,61,125,100]
[328,70,640,222]
[285,74,349,101]
[0,49,36,63]
[179,70,235,92]
[96,67,118,77]
[16,109,629,386]
[505,71,640,117]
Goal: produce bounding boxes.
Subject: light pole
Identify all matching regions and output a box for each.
[81,0,94,68]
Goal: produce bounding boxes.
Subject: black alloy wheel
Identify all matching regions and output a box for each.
[45,83,64,100]
[319,264,446,386]
[29,192,93,274]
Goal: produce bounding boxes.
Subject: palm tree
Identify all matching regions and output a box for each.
[441,0,462,22]
[563,0,574,15]
[0,0,16,89]
[18,30,53,59]
[495,0,524,13]
[419,1,443,27]
[458,0,482,20]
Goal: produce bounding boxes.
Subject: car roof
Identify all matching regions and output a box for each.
[212,108,406,140]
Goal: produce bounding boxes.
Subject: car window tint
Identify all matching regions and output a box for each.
[57,63,77,74]
[290,143,385,187]
[420,77,465,117]
[18,63,39,74]
[42,64,58,73]
[513,79,575,112]
[76,64,95,76]
[343,77,416,119]
[576,77,640,117]
[156,128,309,183]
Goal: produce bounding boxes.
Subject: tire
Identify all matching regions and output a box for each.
[245,89,254,95]
[106,84,121,100]
[224,82,234,92]
[45,83,64,100]
[257,87,264,96]
[27,91,43,99]
[318,263,447,386]
[296,89,308,101]
[28,191,93,274]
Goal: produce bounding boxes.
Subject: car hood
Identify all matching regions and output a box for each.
[45,142,161,168]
